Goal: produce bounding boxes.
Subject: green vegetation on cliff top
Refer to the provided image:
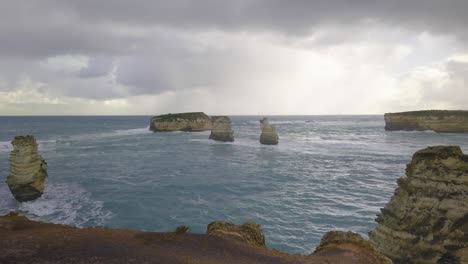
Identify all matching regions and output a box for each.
[152,112,209,121]
[386,110,468,117]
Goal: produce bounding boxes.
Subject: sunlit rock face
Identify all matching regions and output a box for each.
[209,116,234,142]
[6,135,48,202]
[384,110,468,133]
[369,146,468,263]
[149,112,211,132]
[259,118,279,145]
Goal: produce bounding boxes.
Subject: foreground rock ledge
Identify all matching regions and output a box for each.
[370,146,468,263]
[384,110,468,133]
[149,112,211,132]
[6,135,48,202]
[0,213,390,264]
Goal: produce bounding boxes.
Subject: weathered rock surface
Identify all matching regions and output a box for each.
[209,116,234,142]
[384,110,468,133]
[207,221,265,247]
[0,214,392,264]
[6,135,48,202]
[311,231,392,264]
[259,118,279,145]
[369,146,468,263]
[149,112,211,132]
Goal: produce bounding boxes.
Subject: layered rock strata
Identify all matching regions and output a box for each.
[207,221,265,247]
[259,118,279,145]
[384,110,468,133]
[149,112,211,132]
[369,146,468,263]
[209,116,234,142]
[6,135,48,202]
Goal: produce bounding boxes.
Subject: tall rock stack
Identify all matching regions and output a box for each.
[209,116,234,142]
[259,118,279,145]
[369,146,468,263]
[6,135,48,202]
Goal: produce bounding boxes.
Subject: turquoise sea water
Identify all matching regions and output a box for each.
[1,115,467,254]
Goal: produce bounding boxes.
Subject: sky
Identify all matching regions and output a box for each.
[0,1,467,115]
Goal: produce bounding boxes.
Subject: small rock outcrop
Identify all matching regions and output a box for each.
[369,146,468,263]
[259,118,279,145]
[384,110,468,133]
[149,112,211,132]
[312,231,392,264]
[207,221,265,247]
[209,116,234,142]
[6,135,48,202]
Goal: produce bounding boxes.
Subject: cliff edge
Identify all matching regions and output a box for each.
[384,110,468,133]
[369,146,468,263]
[149,112,211,132]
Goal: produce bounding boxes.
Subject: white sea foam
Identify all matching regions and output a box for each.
[0,139,57,153]
[18,183,113,227]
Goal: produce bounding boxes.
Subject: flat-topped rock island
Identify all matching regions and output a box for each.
[149,112,211,132]
[384,110,468,133]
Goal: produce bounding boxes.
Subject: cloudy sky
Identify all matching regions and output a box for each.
[0,1,467,115]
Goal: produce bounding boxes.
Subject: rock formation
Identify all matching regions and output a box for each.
[369,146,468,263]
[149,112,211,132]
[207,221,265,247]
[6,135,48,202]
[259,118,279,145]
[384,110,468,133]
[209,116,234,142]
[311,231,392,264]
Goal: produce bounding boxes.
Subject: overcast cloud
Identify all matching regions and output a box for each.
[0,0,467,115]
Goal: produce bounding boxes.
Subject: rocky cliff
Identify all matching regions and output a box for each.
[259,118,279,145]
[384,110,468,133]
[369,146,468,263]
[209,116,234,142]
[6,135,48,202]
[149,112,211,132]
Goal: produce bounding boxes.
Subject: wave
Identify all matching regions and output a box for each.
[247,120,307,125]
[58,126,152,142]
[0,139,57,153]
[18,183,113,227]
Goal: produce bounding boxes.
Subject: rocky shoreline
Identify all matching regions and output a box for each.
[384,110,468,133]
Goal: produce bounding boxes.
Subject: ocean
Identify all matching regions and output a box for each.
[0,115,467,254]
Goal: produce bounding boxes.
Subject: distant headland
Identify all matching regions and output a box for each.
[384,110,468,133]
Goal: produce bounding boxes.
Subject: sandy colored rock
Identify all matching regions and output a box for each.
[6,135,48,202]
[149,112,211,132]
[384,110,468,133]
[259,118,279,145]
[207,221,265,247]
[369,146,468,263]
[209,116,234,142]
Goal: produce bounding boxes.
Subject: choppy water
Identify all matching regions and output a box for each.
[0,115,467,254]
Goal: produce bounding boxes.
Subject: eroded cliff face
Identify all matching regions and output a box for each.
[260,118,279,145]
[209,116,234,142]
[384,110,468,133]
[150,112,211,132]
[369,146,468,263]
[6,135,48,202]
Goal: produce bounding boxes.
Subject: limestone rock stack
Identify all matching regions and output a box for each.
[6,135,48,202]
[384,110,468,133]
[209,116,234,142]
[149,112,211,132]
[207,221,265,247]
[369,146,468,263]
[259,118,279,145]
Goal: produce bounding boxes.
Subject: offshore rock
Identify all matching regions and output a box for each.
[209,116,234,142]
[369,146,468,263]
[384,110,468,133]
[149,112,211,132]
[259,118,279,145]
[207,221,265,247]
[311,231,392,264]
[6,135,48,202]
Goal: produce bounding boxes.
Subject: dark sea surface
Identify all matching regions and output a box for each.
[1,115,467,254]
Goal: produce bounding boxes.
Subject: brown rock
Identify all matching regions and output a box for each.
[207,221,265,247]
[149,112,211,132]
[209,116,234,142]
[384,110,468,133]
[260,118,279,145]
